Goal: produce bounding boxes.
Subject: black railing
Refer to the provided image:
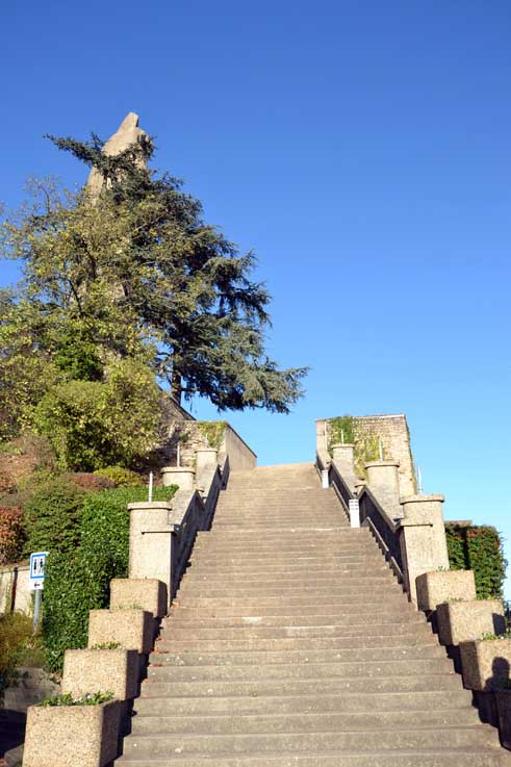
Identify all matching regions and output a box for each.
[329,461,353,510]
[315,451,405,587]
[359,487,404,582]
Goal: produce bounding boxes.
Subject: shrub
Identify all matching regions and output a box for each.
[69,473,116,492]
[34,360,163,472]
[40,691,114,707]
[93,466,144,488]
[22,476,86,557]
[0,612,37,697]
[0,506,25,565]
[43,485,177,671]
[446,523,507,599]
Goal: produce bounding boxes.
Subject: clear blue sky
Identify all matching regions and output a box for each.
[1,1,510,594]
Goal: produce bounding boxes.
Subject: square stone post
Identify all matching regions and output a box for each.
[161,466,195,490]
[397,494,449,604]
[332,443,356,488]
[128,501,175,608]
[365,460,402,517]
[195,448,218,494]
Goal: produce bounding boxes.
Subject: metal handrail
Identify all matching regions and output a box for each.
[315,451,406,589]
[358,486,405,584]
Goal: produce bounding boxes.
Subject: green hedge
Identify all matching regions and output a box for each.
[23,476,86,556]
[43,485,177,671]
[446,523,507,600]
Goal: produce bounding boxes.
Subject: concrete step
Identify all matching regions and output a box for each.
[133,689,472,716]
[180,574,392,591]
[130,707,480,736]
[192,541,372,551]
[165,606,417,627]
[139,673,464,699]
[184,560,389,573]
[120,726,498,758]
[176,580,397,597]
[180,571,391,588]
[191,543,376,555]
[172,593,410,609]
[187,555,381,568]
[115,749,511,767]
[159,614,432,640]
[147,653,449,683]
[186,554,385,570]
[168,607,414,623]
[211,521,347,528]
[172,589,408,608]
[154,637,440,654]
[147,656,454,683]
[198,527,363,537]
[159,620,435,640]
[149,636,438,666]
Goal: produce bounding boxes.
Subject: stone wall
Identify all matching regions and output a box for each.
[0,563,31,615]
[220,425,257,471]
[317,413,416,497]
[353,414,416,496]
[161,421,257,472]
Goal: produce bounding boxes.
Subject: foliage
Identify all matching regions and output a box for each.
[1,135,306,417]
[0,507,25,565]
[69,473,115,492]
[93,466,144,487]
[328,416,355,447]
[89,642,121,650]
[480,632,511,641]
[0,294,62,442]
[34,359,162,471]
[40,691,114,707]
[446,523,507,599]
[43,485,177,671]
[197,421,227,451]
[0,612,42,696]
[327,416,382,476]
[22,476,86,556]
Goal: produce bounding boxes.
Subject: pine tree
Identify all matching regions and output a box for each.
[1,130,307,420]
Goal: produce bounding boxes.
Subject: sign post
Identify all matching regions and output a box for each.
[29,551,48,633]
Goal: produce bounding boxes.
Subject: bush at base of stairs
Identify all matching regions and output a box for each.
[43,485,177,672]
[446,522,507,600]
[0,612,45,698]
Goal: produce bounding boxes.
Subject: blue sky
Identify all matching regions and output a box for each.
[1,1,510,594]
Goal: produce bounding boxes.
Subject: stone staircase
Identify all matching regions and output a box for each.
[116,463,510,766]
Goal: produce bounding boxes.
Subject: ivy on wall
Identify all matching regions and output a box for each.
[196,421,227,451]
[446,523,507,600]
[43,485,177,671]
[327,416,382,478]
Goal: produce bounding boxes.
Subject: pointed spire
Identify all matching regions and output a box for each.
[86,112,148,194]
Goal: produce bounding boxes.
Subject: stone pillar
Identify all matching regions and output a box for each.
[161,466,195,491]
[398,494,449,604]
[315,419,328,457]
[195,448,218,493]
[332,443,356,487]
[365,460,401,514]
[128,501,174,607]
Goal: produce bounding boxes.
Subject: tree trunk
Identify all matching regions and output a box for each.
[171,371,182,404]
